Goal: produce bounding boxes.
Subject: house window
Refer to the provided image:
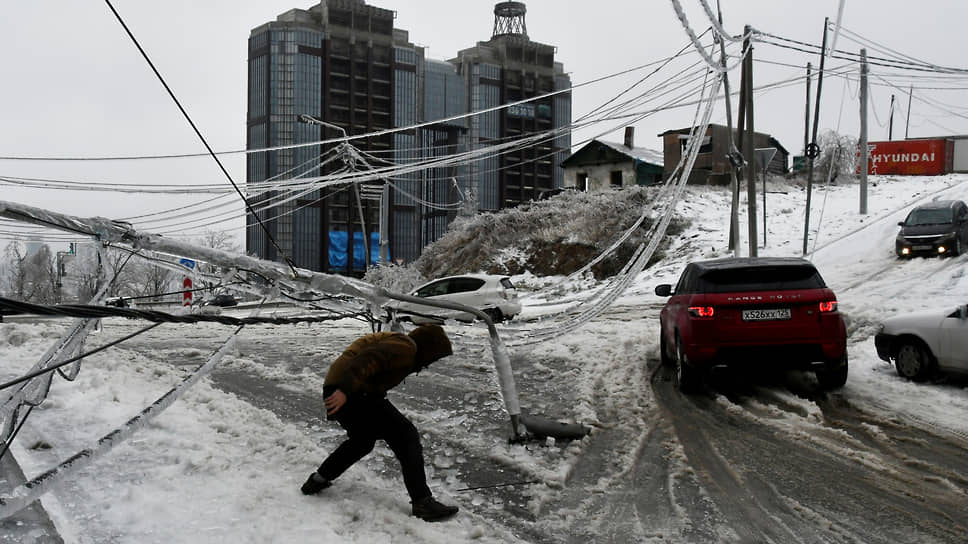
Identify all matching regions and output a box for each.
[577,172,588,191]
[610,170,623,187]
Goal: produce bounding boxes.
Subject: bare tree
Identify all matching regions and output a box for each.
[1,242,60,303]
[2,241,29,300]
[196,230,241,253]
[26,245,60,304]
[816,130,859,184]
[71,251,102,303]
[133,258,177,302]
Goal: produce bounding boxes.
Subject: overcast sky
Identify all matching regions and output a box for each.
[1,0,966,244]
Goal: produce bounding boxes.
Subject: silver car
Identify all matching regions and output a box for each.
[386,274,522,324]
[874,303,968,380]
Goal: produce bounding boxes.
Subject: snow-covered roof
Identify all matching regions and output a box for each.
[595,140,664,166]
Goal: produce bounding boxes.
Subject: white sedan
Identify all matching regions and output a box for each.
[874,304,968,380]
[385,274,522,324]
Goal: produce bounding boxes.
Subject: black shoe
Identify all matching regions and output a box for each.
[300,472,332,495]
[411,496,458,522]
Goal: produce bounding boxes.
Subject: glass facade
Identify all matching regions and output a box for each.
[246,25,324,269]
[393,45,420,263]
[246,1,569,272]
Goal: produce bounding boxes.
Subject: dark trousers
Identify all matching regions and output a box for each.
[317,396,432,502]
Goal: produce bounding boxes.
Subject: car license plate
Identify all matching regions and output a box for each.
[913,245,932,251]
[742,308,791,321]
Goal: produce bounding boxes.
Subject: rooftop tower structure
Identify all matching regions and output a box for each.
[450,2,571,210]
[492,2,528,38]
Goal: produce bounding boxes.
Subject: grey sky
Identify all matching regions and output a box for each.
[1,1,966,243]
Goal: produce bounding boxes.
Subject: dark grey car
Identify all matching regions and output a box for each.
[895,199,968,257]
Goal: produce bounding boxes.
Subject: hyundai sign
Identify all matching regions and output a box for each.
[864,139,953,176]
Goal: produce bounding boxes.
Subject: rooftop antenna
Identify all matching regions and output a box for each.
[492,2,528,38]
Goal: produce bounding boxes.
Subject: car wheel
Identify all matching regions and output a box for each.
[659,329,673,367]
[816,352,848,390]
[894,339,934,381]
[483,308,504,323]
[674,335,699,393]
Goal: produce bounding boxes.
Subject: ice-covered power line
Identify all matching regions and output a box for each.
[0,51,698,163]
[873,73,968,122]
[833,24,968,74]
[756,31,968,75]
[697,0,748,43]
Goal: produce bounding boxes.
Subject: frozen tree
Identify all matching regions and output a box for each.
[196,230,240,253]
[816,130,859,184]
[131,259,177,302]
[2,241,29,300]
[1,242,60,303]
[363,263,426,294]
[26,245,60,304]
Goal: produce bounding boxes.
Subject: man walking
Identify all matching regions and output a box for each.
[301,324,459,522]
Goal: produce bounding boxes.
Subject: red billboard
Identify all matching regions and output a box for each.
[864,139,953,176]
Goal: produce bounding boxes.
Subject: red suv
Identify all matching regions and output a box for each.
[655,257,847,392]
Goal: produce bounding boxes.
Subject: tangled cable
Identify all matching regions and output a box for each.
[0,297,367,326]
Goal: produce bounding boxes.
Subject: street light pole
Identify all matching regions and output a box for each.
[298,113,390,269]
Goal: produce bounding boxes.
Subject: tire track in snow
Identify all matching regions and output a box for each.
[651,364,968,543]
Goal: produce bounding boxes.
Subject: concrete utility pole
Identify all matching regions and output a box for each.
[804,63,812,162]
[718,8,742,256]
[859,49,869,215]
[803,18,829,256]
[889,94,895,140]
[905,85,913,139]
[742,25,758,258]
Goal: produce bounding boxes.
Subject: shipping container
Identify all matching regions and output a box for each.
[863,139,953,176]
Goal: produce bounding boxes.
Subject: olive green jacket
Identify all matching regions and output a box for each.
[323,332,420,397]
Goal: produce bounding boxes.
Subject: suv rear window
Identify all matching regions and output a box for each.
[697,265,826,293]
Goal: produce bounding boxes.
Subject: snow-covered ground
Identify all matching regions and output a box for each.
[2,173,968,543]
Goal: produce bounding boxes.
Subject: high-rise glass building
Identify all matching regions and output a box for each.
[246,1,568,273]
[246,0,465,273]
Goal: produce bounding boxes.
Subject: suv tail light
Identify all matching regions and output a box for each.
[819,301,838,313]
[688,306,714,318]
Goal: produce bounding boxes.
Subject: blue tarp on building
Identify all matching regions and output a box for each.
[328,231,383,270]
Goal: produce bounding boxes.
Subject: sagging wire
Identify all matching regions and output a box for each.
[0,52,694,163]
[0,297,369,327]
[0,241,136,460]
[471,67,724,348]
[1,39,720,241]
[755,34,968,75]
[873,73,968,122]
[0,323,164,394]
[102,0,297,276]
[698,0,748,43]
[670,0,749,74]
[833,24,968,74]
[130,150,350,233]
[0,320,246,519]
